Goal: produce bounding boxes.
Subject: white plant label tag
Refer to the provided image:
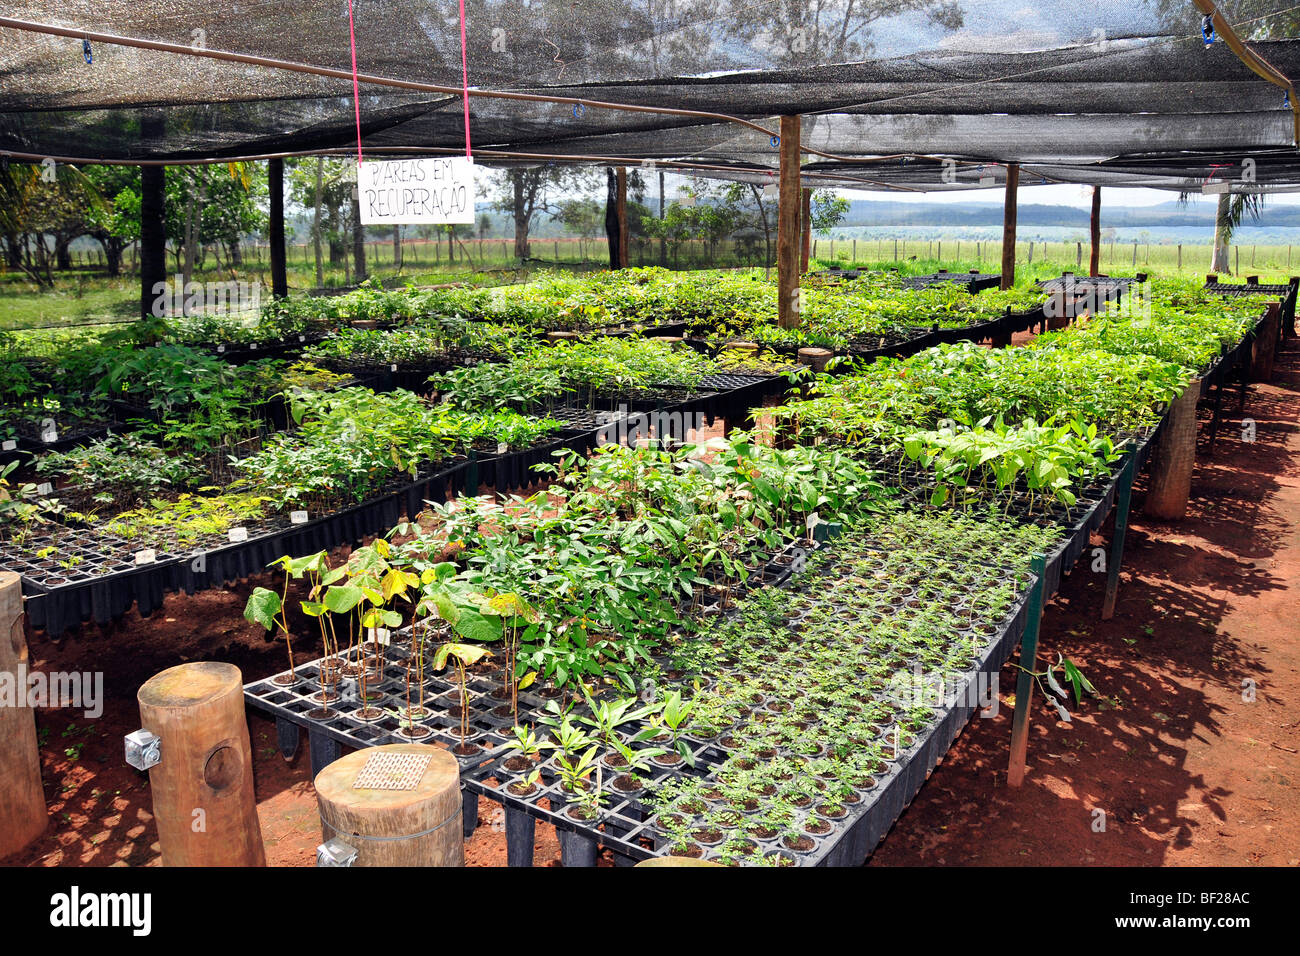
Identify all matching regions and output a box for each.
[1,440,16,452]
[135,549,157,565]
[299,334,306,343]
[497,442,508,455]
[36,482,53,496]
[249,343,257,350]
[290,510,309,525]
[228,527,248,542]
[369,627,391,646]
[217,345,226,353]
[391,364,398,372]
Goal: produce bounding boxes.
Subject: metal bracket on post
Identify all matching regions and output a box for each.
[1007,553,1047,788]
[124,729,162,771]
[1101,444,1137,621]
[316,837,358,867]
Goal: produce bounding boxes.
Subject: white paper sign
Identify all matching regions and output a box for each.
[135,549,157,565]
[1,440,15,452]
[290,510,309,525]
[228,527,248,542]
[36,482,53,496]
[358,158,476,225]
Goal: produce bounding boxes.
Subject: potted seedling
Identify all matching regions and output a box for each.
[243,555,306,687]
[502,723,544,773]
[433,642,492,755]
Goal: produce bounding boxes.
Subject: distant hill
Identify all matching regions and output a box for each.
[836,199,1300,228]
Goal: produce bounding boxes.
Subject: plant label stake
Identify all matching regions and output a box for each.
[228,527,248,543]
[1,440,15,452]
[291,510,309,525]
[36,483,52,496]
[135,549,157,565]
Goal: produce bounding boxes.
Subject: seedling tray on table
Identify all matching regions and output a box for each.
[459,536,1039,866]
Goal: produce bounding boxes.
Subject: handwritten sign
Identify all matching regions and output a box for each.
[358,158,476,225]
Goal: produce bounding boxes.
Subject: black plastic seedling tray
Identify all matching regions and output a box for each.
[458,537,1039,867]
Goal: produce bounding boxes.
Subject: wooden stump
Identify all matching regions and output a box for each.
[137,662,265,866]
[315,744,463,867]
[1249,304,1280,383]
[797,347,834,374]
[1144,381,1201,521]
[0,572,47,858]
[725,341,760,356]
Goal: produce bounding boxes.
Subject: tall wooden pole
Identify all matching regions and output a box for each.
[615,167,629,269]
[999,164,1019,290]
[778,115,802,328]
[0,572,47,857]
[1089,186,1102,276]
[140,171,166,318]
[268,158,288,299]
[800,187,812,272]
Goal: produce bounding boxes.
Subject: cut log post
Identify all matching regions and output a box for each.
[0,572,47,858]
[137,662,265,866]
[315,744,463,866]
[797,347,834,373]
[1144,381,1202,521]
[1249,304,1280,382]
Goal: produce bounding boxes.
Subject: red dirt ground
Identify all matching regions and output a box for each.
[4,348,1299,868]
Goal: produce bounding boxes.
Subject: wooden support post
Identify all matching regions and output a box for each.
[1144,380,1202,521]
[1000,164,1019,290]
[1089,186,1101,276]
[0,572,47,857]
[1007,553,1047,787]
[140,164,166,319]
[615,167,629,269]
[315,744,463,866]
[1101,446,1137,620]
[137,662,265,866]
[1249,303,1280,382]
[268,158,288,298]
[777,115,802,328]
[800,187,812,273]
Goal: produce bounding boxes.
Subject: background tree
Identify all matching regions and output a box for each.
[490,166,599,260]
[83,165,141,277]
